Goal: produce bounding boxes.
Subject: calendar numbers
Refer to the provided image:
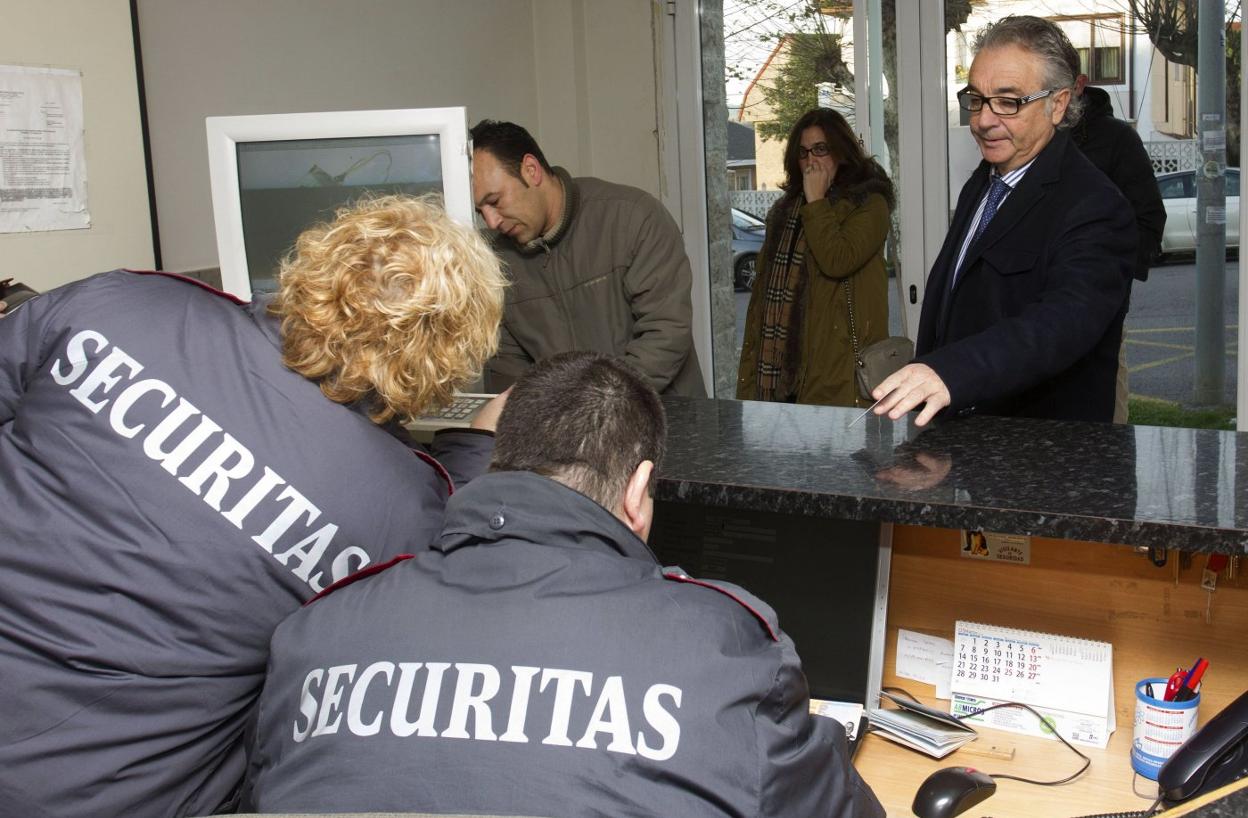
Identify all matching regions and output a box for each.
[955,629,1047,698]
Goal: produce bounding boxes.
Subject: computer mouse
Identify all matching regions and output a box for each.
[911,765,997,818]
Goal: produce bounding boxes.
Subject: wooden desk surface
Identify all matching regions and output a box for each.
[856,525,1248,817]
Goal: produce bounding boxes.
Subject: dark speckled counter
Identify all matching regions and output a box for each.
[1189,783,1248,816]
[655,397,1248,555]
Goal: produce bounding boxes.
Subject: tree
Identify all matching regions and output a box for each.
[747,0,974,169]
[757,30,855,142]
[1128,0,1241,165]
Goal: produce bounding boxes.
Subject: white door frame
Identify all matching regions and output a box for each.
[891,1,950,337]
[658,0,714,396]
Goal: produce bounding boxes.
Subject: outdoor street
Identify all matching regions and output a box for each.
[733,257,1240,408]
[1125,258,1239,407]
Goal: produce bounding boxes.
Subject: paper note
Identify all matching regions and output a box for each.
[896,629,954,699]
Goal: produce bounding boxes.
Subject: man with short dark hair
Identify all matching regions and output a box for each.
[470,119,706,397]
[873,15,1134,425]
[243,351,882,818]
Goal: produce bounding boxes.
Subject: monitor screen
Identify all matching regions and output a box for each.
[649,501,890,706]
[207,108,471,299]
[234,134,444,293]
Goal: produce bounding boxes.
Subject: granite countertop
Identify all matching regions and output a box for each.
[655,397,1248,555]
[1188,784,1248,818]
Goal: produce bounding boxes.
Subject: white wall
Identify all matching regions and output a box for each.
[0,0,154,291]
[136,0,664,275]
[531,1,663,192]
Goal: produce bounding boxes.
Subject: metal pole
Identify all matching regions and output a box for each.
[1193,0,1228,405]
[867,0,887,167]
[1239,0,1248,430]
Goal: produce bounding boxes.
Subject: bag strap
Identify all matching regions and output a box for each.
[845,276,864,366]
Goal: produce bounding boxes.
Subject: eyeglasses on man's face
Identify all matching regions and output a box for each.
[797,142,831,160]
[957,88,1052,117]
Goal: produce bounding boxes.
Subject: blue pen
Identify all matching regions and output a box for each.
[1178,657,1204,693]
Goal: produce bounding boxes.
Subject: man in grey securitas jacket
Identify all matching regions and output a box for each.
[470,119,706,397]
[243,352,882,818]
[0,197,507,817]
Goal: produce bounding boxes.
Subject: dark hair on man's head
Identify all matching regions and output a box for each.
[490,352,667,510]
[974,15,1083,127]
[469,119,554,179]
[780,107,894,209]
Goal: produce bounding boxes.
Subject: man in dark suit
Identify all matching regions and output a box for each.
[873,15,1134,426]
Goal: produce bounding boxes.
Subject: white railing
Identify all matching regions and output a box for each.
[730,189,784,218]
[1143,139,1198,174]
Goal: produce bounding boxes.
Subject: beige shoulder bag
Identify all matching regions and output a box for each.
[845,277,913,402]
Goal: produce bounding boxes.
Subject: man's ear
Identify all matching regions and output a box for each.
[620,460,655,541]
[1049,86,1071,125]
[520,154,545,187]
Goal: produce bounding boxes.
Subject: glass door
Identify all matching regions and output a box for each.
[687,0,1242,422]
[936,1,1241,429]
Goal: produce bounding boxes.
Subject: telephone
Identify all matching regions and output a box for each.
[1158,688,1248,805]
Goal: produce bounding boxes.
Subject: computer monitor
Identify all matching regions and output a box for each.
[649,502,890,709]
[206,107,472,299]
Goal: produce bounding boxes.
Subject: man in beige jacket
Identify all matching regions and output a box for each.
[470,119,705,397]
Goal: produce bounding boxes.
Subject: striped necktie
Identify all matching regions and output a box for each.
[953,175,1010,289]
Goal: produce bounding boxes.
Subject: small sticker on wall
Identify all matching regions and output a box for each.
[1206,206,1227,225]
[960,529,1030,564]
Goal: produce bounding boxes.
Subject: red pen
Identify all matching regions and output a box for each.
[1173,659,1208,702]
[1163,667,1186,701]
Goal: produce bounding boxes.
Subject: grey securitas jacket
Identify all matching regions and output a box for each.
[0,270,493,818]
[243,470,883,818]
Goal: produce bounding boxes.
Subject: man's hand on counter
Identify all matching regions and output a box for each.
[872,363,951,427]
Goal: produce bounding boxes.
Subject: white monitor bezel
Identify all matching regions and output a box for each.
[205,107,472,300]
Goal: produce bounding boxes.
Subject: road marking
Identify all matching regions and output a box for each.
[1127,339,1194,351]
[1126,324,1239,334]
[1128,352,1193,374]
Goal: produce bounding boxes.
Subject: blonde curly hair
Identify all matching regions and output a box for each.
[271,194,505,424]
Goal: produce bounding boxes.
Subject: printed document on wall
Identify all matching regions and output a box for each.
[0,65,90,233]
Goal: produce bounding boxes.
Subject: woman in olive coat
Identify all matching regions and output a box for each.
[737,107,895,407]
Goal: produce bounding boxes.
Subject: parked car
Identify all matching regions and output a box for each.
[732,207,766,291]
[1157,168,1239,257]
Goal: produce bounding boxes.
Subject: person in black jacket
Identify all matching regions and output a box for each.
[871,16,1133,425]
[1069,80,1165,281]
[1067,60,1167,422]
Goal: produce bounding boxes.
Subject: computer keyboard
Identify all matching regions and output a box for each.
[403,393,495,434]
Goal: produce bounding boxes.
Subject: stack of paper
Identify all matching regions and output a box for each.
[868,691,978,758]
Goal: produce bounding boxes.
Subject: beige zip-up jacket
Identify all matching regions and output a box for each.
[485,168,706,397]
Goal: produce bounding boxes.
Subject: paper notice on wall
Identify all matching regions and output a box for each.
[0,65,90,233]
[1202,130,1227,152]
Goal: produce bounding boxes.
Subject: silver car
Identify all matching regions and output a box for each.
[732,207,766,291]
[1158,168,1239,257]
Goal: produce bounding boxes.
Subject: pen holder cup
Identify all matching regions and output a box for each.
[1131,678,1199,780]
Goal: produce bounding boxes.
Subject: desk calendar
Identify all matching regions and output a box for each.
[949,621,1115,748]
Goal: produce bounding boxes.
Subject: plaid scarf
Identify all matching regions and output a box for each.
[754,199,807,401]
